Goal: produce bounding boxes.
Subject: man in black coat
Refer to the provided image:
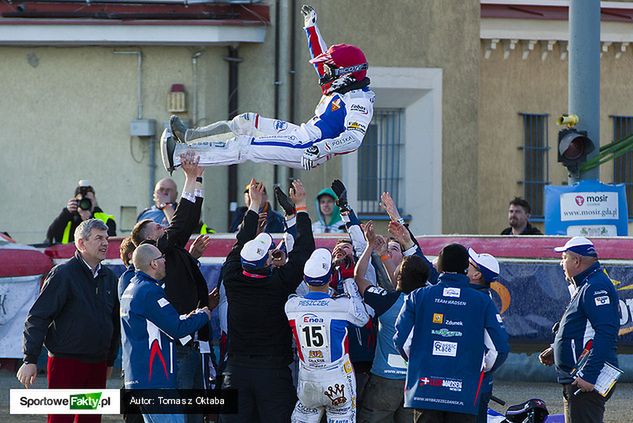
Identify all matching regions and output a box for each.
[19,218,119,423]
[131,151,215,423]
[220,179,315,423]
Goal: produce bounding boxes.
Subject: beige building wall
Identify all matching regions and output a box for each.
[1,0,482,242]
[479,39,633,234]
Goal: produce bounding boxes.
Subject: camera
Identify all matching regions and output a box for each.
[77,195,92,211]
[75,184,93,211]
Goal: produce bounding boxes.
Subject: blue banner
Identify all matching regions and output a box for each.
[544,180,628,235]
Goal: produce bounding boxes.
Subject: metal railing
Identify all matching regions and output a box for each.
[357,109,404,216]
[519,113,550,218]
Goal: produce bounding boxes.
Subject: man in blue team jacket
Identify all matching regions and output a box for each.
[394,243,509,423]
[539,237,620,423]
[121,244,211,423]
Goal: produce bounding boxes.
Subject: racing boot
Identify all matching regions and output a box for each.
[169,115,188,143]
[160,128,177,174]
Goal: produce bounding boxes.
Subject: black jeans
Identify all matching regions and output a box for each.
[562,383,607,423]
[219,361,297,423]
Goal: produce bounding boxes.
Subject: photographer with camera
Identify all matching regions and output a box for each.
[46,180,116,244]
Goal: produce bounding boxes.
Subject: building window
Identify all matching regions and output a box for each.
[357,109,404,216]
[519,113,549,218]
[612,116,633,219]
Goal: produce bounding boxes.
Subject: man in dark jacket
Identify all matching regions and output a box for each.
[500,197,542,235]
[131,151,210,423]
[46,180,117,244]
[539,237,620,423]
[18,218,119,423]
[220,179,314,423]
[229,182,285,233]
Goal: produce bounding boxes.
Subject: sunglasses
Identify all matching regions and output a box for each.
[152,254,166,262]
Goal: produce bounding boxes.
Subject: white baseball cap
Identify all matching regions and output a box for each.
[553,236,597,257]
[304,248,333,286]
[468,248,500,283]
[240,233,275,270]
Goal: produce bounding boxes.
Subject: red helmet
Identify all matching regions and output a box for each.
[310,44,368,94]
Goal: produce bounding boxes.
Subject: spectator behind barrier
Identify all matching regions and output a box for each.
[312,187,345,233]
[137,177,214,235]
[229,182,285,233]
[46,180,116,244]
[500,197,543,235]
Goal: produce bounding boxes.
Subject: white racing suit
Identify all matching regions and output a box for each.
[172,21,374,170]
[285,278,370,422]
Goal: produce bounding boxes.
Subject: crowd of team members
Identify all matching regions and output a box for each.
[113,153,510,423]
[18,153,621,423]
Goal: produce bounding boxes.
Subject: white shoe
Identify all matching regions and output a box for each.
[160,128,178,174]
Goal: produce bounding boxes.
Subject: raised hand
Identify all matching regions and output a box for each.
[331,179,350,212]
[180,150,204,179]
[289,179,307,208]
[189,234,211,259]
[248,179,265,211]
[362,221,376,245]
[301,4,317,27]
[388,221,415,249]
[380,192,402,222]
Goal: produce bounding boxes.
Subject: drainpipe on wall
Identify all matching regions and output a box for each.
[288,0,297,181]
[225,46,242,229]
[273,0,282,205]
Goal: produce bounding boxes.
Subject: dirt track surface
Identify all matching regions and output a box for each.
[1,374,631,422]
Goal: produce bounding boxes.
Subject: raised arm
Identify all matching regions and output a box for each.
[354,221,384,295]
[162,151,205,248]
[278,180,316,292]
[302,5,328,79]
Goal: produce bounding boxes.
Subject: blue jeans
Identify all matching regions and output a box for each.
[175,344,204,423]
[142,414,184,423]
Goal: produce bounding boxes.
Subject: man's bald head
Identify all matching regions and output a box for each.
[132,244,166,280]
[154,178,178,205]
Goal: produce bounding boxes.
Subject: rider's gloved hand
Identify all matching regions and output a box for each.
[301,5,317,28]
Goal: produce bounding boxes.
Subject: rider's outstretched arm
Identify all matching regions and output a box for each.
[302,5,328,79]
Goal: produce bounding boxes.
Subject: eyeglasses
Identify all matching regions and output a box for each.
[152,254,166,262]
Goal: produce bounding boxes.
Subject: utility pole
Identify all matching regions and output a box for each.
[568,0,600,183]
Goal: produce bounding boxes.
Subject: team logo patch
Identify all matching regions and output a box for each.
[367,286,386,296]
[344,361,353,374]
[443,287,461,298]
[324,384,346,406]
[432,340,458,357]
[331,98,341,112]
[431,328,462,338]
[309,351,323,359]
[273,120,288,131]
[432,313,444,324]
[350,104,368,114]
[347,121,367,133]
[595,295,610,306]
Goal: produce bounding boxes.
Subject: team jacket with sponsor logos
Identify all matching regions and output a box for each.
[302,21,375,156]
[394,273,509,415]
[285,278,370,369]
[120,271,209,389]
[553,262,620,385]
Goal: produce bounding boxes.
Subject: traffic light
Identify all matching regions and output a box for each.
[557,119,596,171]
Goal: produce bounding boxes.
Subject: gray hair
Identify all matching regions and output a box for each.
[75,219,109,241]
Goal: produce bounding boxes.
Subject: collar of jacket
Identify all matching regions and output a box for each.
[134,270,162,286]
[74,250,103,278]
[572,261,601,288]
[438,272,470,286]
